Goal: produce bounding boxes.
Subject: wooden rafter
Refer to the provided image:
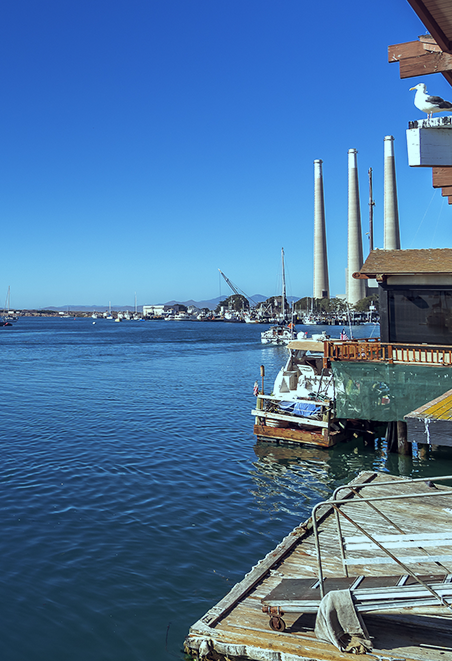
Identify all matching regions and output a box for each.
[389,35,452,85]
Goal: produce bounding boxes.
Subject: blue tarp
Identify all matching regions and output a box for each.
[278,401,321,418]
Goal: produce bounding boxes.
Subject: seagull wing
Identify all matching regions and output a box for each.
[426,94,452,108]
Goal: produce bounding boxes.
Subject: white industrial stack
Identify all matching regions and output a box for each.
[384,135,401,250]
[347,148,366,304]
[313,159,329,299]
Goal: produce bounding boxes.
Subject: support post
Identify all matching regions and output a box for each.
[396,421,411,456]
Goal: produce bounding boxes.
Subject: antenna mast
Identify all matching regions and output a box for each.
[368,168,375,253]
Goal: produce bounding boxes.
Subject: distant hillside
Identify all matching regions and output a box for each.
[42,293,300,312]
[163,294,299,308]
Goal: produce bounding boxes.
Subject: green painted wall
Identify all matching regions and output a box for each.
[332,362,452,421]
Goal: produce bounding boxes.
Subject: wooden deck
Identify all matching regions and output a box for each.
[184,472,452,661]
[405,388,452,447]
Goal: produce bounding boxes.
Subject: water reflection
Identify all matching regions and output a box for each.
[251,437,452,518]
[250,443,333,518]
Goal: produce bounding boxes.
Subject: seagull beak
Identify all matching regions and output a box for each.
[409,86,416,91]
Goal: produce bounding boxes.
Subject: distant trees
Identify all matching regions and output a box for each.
[294,297,348,314]
[215,294,249,313]
[353,296,379,312]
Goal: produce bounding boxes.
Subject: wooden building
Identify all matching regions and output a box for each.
[353,248,452,345]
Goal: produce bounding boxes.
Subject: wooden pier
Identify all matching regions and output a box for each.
[405,388,452,447]
[184,472,452,661]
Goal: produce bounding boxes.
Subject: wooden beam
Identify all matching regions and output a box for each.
[399,51,452,79]
[254,424,332,446]
[449,196,452,205]
[432,167,452,188]
[389,37,452,84]
[388,40,429,62]
[441,186,452,196]
[407,0,452,53]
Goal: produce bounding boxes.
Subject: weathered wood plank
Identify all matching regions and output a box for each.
[399,51,452,78]
[406,388,452,418]
[406,418,452,446]
[432,166,452,187]
[253,423,334,447]
[388,40,429,62]
[186,474,452,661]
[251,409,328,429]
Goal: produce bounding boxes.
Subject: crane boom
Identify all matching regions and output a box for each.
[218,269,240,296]
[218,269,256,306]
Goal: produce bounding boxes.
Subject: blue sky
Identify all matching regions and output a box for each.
[0,0,450,309]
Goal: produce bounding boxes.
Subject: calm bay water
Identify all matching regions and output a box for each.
[1,318,452,660]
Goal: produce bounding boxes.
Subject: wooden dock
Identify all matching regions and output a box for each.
[184,472,452,661]
[405,389,452,447]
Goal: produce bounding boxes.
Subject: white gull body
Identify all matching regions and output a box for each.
[410,82,452,119]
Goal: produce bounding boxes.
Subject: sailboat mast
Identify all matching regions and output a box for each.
[281,247,286,321]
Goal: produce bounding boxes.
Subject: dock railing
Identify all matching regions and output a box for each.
[324,339,452,368]
[312,475,452,605]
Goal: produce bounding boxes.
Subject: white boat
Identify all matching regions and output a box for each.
[296,330,330,342]
[252,337,340,446]
[244,314,260,324]
[261,324,296,345]
[271,340,334,402]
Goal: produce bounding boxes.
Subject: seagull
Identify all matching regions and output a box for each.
[410,82,452,119]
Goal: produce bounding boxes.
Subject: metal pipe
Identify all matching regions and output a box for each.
[333,505,452,611]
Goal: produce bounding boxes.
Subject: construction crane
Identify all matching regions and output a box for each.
[218,269,257,307]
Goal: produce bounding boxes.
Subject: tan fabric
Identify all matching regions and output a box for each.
[314,589,372,653]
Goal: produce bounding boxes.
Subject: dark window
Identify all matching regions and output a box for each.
[388,289,452,344]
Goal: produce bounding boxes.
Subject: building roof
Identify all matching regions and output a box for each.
[407,0,452,52]
[354,248,452,278]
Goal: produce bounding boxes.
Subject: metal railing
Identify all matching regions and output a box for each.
[323,339,452,368]
[312,475,452,605]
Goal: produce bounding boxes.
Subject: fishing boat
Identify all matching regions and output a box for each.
[252,336,344,446]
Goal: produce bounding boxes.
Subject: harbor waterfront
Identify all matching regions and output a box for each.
[2,318,452,661]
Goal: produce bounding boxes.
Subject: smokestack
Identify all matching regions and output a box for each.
[313,159,329,299]
[347,149,366,305]
[384,135,401,249]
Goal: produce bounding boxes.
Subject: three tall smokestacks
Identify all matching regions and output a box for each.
[312,136,400,303]
[313,160,329,299]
